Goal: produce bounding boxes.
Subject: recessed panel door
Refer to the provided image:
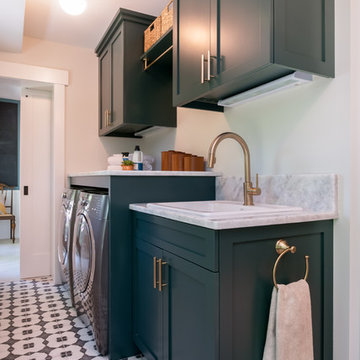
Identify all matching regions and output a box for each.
[173,0,217,106]
[99,48,111,133]
[218,0,271,87]
[134,239,164,360]
[20,90,51,279]
[111,29,124,129]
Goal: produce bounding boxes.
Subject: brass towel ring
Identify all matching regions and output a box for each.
[272,239,309,289]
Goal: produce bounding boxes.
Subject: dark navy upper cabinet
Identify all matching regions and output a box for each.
[96,8,176,138]
[173,0,334,108]
[133,212,333,360]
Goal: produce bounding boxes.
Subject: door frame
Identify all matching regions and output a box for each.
[0,59,68,283]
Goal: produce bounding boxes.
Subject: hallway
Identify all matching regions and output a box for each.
[0,239,19,282]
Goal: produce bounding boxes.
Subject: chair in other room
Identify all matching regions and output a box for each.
[0,183,16,243]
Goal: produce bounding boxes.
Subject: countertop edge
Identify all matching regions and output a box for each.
[68,170,222,177]
[129,203,337,230]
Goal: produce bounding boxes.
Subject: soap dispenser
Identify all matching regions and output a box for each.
[133,145,143,170]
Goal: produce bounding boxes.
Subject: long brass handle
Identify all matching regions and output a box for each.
[206,50,216,81]
[153,257,157,289]
[158,259,167,292]
[201,54,205,84]
[207,50,211,81]
[104,109,108,127]
[108,110,112,125]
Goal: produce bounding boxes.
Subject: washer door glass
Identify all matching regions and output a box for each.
[58,203,71,266]
[74,213,93,294]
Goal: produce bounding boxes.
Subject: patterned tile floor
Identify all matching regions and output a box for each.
[0,277,144,360]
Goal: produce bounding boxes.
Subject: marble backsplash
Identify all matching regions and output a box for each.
[216,174,338,213]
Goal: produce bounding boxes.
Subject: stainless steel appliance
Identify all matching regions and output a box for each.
[58,189,80,306]
[72,191,109,355]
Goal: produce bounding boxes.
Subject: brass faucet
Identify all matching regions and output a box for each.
[207,132,261,205]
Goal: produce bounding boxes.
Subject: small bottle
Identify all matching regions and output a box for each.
[133,145,143,171]
[121,152,129,161]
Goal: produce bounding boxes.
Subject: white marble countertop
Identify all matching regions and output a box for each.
[68,170,221,177]
[129,203,337,230]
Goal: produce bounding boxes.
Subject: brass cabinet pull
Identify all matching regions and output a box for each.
[105,109,112,127]
[207,50,211,81]
[201,54,205,84]
[158,259,167,292]
[153,257,157,289]
[206,50,216,81]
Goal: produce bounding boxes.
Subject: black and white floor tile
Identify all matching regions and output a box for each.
[0,277,144,360]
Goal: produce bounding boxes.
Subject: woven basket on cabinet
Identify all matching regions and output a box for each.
[161,0,174,36]
[144,16,162,52]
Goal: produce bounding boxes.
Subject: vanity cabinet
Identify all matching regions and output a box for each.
[95,9,176,137]
[132,212,333,360]
[173,0,334,108]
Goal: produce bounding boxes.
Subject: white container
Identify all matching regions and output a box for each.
[132,145,143,170]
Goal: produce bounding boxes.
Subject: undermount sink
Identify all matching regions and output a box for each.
[146,201,303,220]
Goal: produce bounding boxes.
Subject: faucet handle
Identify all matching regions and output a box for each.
[254,173,261,195]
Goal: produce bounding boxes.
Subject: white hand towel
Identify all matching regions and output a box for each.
[263,279,314,360]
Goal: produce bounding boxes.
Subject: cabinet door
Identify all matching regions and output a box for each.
[173,0,217,106]
[99,48,111,133]
[163,250,219,360]
[274,0,334,77]
[217,0,271,87]
[219,222,333,360]
[134,240,164,360]
[110,29,124,129]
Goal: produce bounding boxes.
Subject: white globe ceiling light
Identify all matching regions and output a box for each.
[59,0,87,16]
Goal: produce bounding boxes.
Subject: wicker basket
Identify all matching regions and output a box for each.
[144,16,162,52]
[161,0,174,36]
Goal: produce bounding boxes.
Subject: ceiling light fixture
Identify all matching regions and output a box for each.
[59,0,87,16]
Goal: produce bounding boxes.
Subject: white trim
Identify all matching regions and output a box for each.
[0,60,69,85]
[52,84,66,284]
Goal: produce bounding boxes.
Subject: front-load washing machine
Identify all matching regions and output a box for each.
[72,191,109,355]
[58,189,80,306]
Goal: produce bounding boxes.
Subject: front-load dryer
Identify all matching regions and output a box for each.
[58,189,80,306]
[72,191,109,355]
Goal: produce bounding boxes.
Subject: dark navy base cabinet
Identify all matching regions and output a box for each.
[133,213,333,360]
[70,175,216,360]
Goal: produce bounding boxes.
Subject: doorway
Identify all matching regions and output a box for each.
[0,88,53,281]
[0,60,68,283]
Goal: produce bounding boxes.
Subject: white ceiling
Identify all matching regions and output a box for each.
[1,0,168,52]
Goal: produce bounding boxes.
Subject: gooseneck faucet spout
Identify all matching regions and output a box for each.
[207,132,261,205]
